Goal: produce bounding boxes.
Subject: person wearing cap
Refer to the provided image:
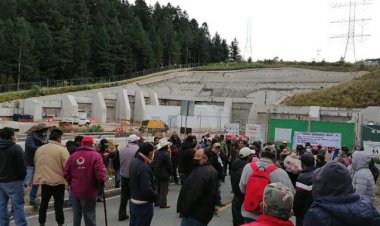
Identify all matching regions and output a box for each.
[230,147,256,226]
[118,134,140,221]
[177,149,219,226]
[208,142,225,207]
[33,128,69,226]
[303,161,380,226]
[64,136,106,226]
[242,182,295,226]
[95,138,115,202]
[24,123,50,206]
[0,127,27,226]
[240,146,295,223]
[283,150,302,187]
[153,138,172,208]
[293,153,315,226]
[129,142,157,226]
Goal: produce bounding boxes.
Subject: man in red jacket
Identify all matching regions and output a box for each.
[243,182,294,226]
[64,136,106,226]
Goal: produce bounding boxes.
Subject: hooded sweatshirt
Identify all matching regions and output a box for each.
[0,140,27,182]
[303,162,380,226]
[351,151,376,202]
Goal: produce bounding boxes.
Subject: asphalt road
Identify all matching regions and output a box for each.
[17,177,234,226]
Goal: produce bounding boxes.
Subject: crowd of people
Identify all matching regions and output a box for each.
[0,123,380,226]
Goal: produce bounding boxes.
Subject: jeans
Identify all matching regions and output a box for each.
[97,183,104,201]
[39,184,65,225]
[171,161,179,184]
[215,179,222,205]
[129,202,153,226]
[118,177,130,219]
[231,196,244,226]
[114,169,121,188]
[180,217,207,226]
[0,181,27,226]
[24,166,38,204]
[72,196,96,226]
[67,190,73,207]
[156,178,169,207]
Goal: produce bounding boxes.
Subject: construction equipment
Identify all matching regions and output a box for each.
[139,120,168,134]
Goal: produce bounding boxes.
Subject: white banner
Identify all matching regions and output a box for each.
[275,128,292,142]
[246,124,261,141]
[363,141,380,157]
[293,131,342,148]
[224,123,240,135]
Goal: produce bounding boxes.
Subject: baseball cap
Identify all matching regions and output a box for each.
[127,134,140,143]
[81,136,94,145]
[212,143,221,148]
[263,182,294,220]
[239,147,256,158]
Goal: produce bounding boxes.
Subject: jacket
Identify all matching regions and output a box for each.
[303,161,380,226]
[33,140,70,186]
[25,134,45,166]
[177,163,218,224]
[178,141,195,176]
[230,158,247,199]
[0,140,26,182]
[129,154,157,203]
[239,158,295,220]
[119,143,139,178]
[64,146,106,200]
[351,151,376,202]
[209,150,224,180]
[293,167,315,217]
[153,149,171,179]
[242,215,294,226]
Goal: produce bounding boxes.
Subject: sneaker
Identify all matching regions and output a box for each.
[96,197,104,202]
[159,205,171,208]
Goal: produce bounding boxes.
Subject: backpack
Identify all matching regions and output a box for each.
[243,162,278,213]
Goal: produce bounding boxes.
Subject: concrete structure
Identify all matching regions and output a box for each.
[0,68,378,145]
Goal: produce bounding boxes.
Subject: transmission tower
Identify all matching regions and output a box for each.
[244,18,253,60]
[330,0,372,62]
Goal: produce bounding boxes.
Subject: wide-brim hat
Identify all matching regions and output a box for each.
[29,123,50,132]
[156,138,172,150]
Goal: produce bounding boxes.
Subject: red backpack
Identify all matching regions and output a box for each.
[243,162,278,213]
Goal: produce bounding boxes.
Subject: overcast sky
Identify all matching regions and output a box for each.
[144,0,380,62]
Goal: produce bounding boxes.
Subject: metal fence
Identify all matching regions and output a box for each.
[0,64,200,93]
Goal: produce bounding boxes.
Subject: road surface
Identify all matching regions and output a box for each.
[17,177,234,226]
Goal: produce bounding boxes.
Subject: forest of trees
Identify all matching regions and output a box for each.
[0,0,241,85]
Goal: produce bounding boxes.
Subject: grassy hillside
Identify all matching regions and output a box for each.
[286,70,380,108]
[194,61,378,72]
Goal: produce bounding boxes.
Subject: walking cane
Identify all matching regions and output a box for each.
[103,189,108,226]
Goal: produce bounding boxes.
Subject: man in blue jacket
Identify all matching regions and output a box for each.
[129,142,157,226]
[0,127,27,226]
[303,161,380,226]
